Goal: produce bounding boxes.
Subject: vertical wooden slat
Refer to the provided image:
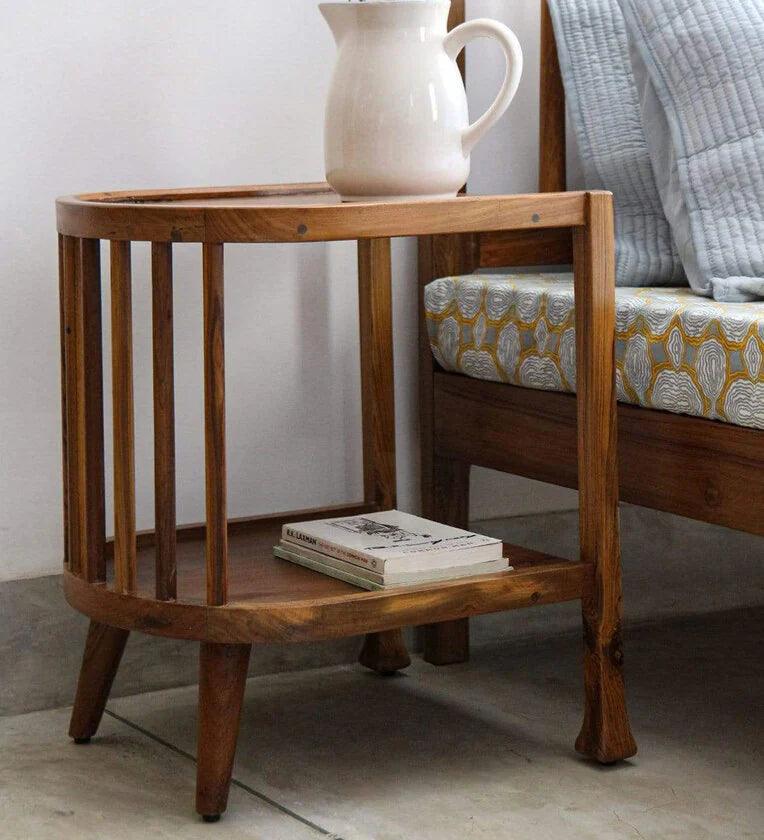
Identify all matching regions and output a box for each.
[539,0,567,193]
[62,236,82,574]
[58,235,69,568]
[357,238,411,676]
[77,239,106,582]
[59,235,71,569]
[203,244,227,606]
[152,243,177,601]
[572,193,637,762]
[357,238,396,510]
[110,241,137,594]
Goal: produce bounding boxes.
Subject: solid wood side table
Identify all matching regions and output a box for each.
[56,183,628,821]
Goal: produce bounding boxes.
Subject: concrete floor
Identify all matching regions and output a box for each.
[1,609,761,839]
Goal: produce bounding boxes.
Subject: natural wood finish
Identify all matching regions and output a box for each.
[151,243,177,601]
[61,236,80,572]
[358,629,412,675]
[572,193,636,762]
[419,234,477,666]
[433,374,764,537]
[357,237,411,672]
[423,619,470,667]
[56,189,587,243]
[110,241,137,594]
[539,0,567,193]
[58,236,70,568]
[104,502,378,558]
[420,234,478,519]
[424,456,472,665]
[196,642,251,820]
[203,244,227,606]
[358,238,396,509]
[63,524,589,644]
[479,227,573,268]
[69,620,130,742]
[77,239,106,583]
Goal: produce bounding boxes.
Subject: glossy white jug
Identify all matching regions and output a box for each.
[320,0,523,201]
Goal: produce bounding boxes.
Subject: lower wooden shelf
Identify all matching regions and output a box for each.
[64,517,590,645]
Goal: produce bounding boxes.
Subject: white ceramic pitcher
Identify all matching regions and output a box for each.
[319,0,523,201]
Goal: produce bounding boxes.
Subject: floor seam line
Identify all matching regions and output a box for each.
[104,708,344,838]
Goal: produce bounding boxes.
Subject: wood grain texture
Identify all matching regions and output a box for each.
[56,190,587,243]
[357,238,396,509]
[77,239,106,583]
[423,456,472,665]
[423,619,470,666]
[196,642,251,820]
[104,502,378,558]
[151,243,177,601]
[357,237,411,672]
[479,227,573,268]
[58,235,71,569]
[418,235,478,667]
[110,241,137,594]
[539,0,567,193]
[420,234,479,520]
[203,244,227,606]
[433,374,764,536]
[358,629,412,675]
[62,236,82,575]
[63,525,589,645]
[573,193,636,763]
[68,620,129,741]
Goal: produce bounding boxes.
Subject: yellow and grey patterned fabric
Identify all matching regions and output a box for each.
[425,274,764,430]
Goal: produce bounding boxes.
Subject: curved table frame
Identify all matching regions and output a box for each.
[57,183,634,821]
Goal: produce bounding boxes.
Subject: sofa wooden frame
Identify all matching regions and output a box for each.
[418,0,764,668]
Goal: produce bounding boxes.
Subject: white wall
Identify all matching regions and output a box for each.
[0,1,573,583]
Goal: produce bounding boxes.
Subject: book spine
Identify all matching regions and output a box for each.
[281,527,382,571]
[273,547,382,591]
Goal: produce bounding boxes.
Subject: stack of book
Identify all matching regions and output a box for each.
[274,509,511,590]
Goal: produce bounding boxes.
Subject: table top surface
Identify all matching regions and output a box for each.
[56,182,588,243]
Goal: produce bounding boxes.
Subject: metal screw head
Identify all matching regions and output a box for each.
[532,213,541,223]
[297,224,308,236]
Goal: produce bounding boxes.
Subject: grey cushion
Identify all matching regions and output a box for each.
[619,0,764,302]
[547,0,685,287]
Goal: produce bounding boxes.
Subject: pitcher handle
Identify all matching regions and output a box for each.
[444,19,524,157]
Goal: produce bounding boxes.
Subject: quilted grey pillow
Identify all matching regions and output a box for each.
[547,0,685,287]
[619,0,764,302]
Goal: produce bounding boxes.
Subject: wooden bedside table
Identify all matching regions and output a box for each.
[56,183,633,821]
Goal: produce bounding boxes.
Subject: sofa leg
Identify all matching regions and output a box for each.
[422,455,471,665]
[423,618,469,665]
[572,194,637,764]
[196,642,251,822]
[359,629,411,675]
[575,593,637,764]
[69,620,130,743]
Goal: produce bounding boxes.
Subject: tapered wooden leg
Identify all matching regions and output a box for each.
[573,193,636,763]
[69,620,130,743]
[359,629,411,675]
[196,642,251,822]
[423,455,471,665]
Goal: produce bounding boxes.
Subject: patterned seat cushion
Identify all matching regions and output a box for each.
[425,274,764,430]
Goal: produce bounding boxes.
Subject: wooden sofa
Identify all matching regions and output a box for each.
[418,0,763,668]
